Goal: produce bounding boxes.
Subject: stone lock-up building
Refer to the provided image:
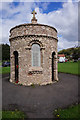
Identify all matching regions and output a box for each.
[9,11,58,86]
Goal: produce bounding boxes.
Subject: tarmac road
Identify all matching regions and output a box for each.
[2,73,78,118]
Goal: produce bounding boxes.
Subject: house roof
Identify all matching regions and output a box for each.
[58,54,65,57]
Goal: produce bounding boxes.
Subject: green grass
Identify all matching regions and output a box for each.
[0,62,2,66]
[54,104,80,119]
[0,67,10,74]
[58,61,80,75]
[1,110,26,119]
[0,61,80,75]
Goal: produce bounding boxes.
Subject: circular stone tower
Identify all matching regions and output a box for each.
[9,11,58,86]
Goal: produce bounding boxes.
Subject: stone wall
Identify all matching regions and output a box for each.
[9,23,58,86]
[10,24,57,39]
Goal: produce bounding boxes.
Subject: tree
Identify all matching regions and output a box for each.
[2,44,10,61]
[58,47,80,60]
[72,47,80,60]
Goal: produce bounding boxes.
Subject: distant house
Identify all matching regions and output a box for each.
[58,54,66,62]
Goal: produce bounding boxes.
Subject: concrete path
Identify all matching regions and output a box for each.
[2,73,78,118]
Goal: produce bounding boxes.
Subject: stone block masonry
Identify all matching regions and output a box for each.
[9,11,58,86]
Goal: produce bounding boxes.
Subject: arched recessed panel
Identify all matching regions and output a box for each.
[13,51,18,82]
[32,44,41,67]
[29,40,43,48]
[52,52,56,81]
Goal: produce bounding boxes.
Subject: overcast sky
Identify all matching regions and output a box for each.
[0,0,78,51]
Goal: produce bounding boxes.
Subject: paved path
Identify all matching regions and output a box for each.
[2,73,78,118]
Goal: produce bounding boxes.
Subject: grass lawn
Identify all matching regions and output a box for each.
[0,67,10,74]
[58,61,80,75]
[0,61,80,75]
[0,62,2,66]
[1,110,26,119]
[54,104,80,119]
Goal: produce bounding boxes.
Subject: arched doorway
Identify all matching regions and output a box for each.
[52,52,55,81]
[13,51,18,83]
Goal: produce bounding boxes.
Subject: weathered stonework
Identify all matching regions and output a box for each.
[9,12,58,86]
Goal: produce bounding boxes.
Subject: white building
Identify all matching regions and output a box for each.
[58,54,65,62]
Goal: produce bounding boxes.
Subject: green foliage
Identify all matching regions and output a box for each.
[1,44,10,61]
[2,110,26,119]
[58,62,80,75]
[54,104,80,119]
[58,47,80,60]
[72,47,80,60]
[31,83,35,88]
[58,48,74,56]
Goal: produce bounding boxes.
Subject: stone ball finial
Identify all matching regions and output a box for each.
[31,10,37,24]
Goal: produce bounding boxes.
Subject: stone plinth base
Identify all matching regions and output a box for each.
[9,79,58,86]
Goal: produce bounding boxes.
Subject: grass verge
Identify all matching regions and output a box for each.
[54,104,80,119]
[1,110,26,119]
[0,62,80,75]
[58,61,80,75]
[0,67,10,74]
